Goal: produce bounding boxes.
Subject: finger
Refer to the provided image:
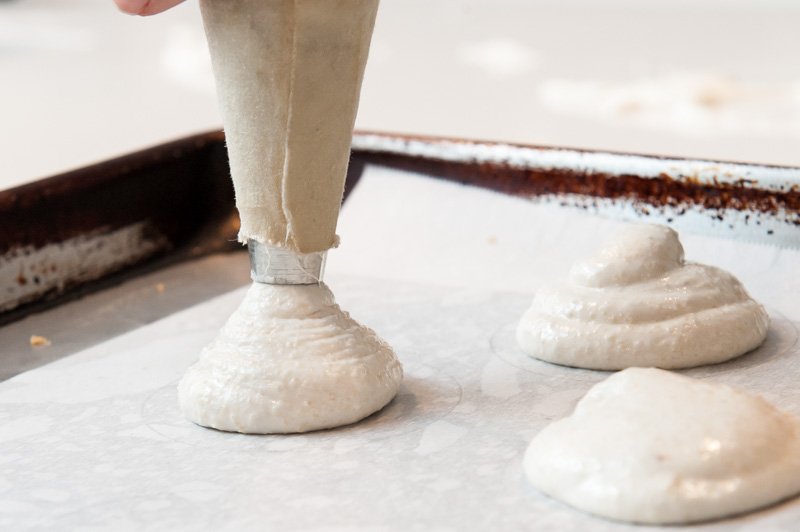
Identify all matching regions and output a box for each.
[114,0,187,16]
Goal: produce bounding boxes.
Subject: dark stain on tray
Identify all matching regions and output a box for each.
[354,140,800,229]
[0,132,234,256]
[0,131,366,323]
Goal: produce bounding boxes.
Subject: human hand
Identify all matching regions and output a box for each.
[114,0,187,16]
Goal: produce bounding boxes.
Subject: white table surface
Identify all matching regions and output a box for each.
[2,0,800,190]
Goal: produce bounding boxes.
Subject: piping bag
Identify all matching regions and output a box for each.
[202,0,374,254]
[178,0,402,434]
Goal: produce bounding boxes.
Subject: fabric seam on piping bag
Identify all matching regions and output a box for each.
[280,0,298,250]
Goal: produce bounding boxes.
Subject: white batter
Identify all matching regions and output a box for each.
[178,283,403,434]
[516,224,769,369]
[524,368,800,524]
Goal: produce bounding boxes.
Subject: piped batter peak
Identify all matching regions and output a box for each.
[179,283,403,434]
[517,224,769,370]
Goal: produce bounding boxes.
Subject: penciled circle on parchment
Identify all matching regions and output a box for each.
[141,357,463,452]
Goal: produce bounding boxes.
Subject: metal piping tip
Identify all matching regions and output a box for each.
[248,239,326,285]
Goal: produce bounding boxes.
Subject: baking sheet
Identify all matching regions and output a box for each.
[0,253,250,382]
[2,166,799,530]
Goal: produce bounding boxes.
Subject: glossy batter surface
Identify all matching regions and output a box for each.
[178,282,403,434]
[524,368,800,524]
[517,224,769,369]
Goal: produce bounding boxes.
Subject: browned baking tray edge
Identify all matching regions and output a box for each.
[1,129,799,326]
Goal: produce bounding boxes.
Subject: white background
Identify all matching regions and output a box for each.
[2,0,800,189]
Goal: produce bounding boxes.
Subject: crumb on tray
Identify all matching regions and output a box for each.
[155,282,166,293]
[30,335,51,347]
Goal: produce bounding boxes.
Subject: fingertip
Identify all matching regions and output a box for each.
[114,0,186,16]
[114,0,149,15]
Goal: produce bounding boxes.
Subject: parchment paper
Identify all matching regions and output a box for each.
[1,167,799,530]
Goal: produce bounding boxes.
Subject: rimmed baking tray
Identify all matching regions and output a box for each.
[2,132,800,530]
[2,130,798,327]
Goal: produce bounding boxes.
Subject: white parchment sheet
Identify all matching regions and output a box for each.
[1,167,799,530]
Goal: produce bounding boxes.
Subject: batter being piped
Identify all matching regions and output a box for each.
[179,0,402,434]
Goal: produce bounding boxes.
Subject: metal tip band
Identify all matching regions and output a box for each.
[248,240,326,285]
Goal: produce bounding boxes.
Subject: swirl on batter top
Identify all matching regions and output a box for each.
[516,224,769,370]
[179,283,403,434]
